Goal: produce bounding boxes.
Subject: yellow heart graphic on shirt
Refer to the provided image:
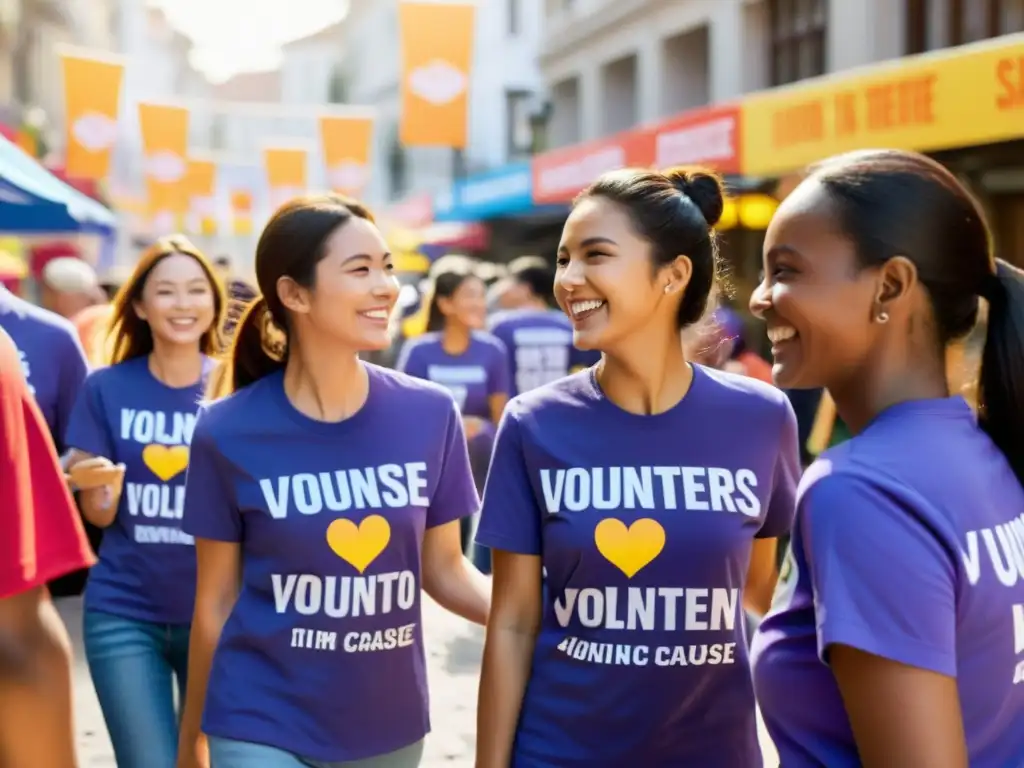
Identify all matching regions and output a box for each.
[594,518,665,578]
[141,444,190,482]
[326,515,391,574]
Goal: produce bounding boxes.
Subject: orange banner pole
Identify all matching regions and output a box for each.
[398,1,476,148]
[318,114,374,196]
[263,147,308,210]
[138,103,190,234]
[60,48,125,179]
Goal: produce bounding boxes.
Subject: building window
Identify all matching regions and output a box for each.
[768,0,827,87]
[505,90,533,160]
[906,0,1024,55]
[508,0,520,34]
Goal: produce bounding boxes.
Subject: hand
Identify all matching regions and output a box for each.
[463,416,486,441]
[66,457,125,499]
[176,735,210,768]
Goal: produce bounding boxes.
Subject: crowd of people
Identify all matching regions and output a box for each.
[0,148,1022,768]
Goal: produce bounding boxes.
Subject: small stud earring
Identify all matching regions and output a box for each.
[876,311,889,324]
[663,284,672,295]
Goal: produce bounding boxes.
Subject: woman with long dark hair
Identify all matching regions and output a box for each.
[63,235,225,768]
[750,149,1024,767]
[178,195,488,768]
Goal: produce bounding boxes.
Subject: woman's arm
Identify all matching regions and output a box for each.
[422,519,489,625]
[65,449,125,528]
[743,537,778,616]
[177,539,241,768]
[476,550,542,768]
[0,588,77,768]
[831,646,967,767]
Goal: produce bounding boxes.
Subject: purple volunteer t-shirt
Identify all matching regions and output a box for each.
[181,364,479,762]
[64,355,212,624]
[0,288,88,450]
[752,397,1024,768]
[395,330,510,420]
[488,308,601,396]
[475,366,800,767]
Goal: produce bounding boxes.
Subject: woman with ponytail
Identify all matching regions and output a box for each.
[177,194,488,768]
[475,166,800,766]
[63,235,224,768]
[751,149,1024,767]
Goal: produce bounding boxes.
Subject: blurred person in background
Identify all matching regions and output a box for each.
[750,150,1024,767]
[396,254,510,555]
[0,267,88,451]
[488,256,601,398]
[476,167,799,767]
[0,325,96,767]
[63,236,225,768]
[41,255,104,320]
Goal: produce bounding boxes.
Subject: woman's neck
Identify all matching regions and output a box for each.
[598,329,693,416]
[830,368,949,435]
[148,342,204,388]
[441,323,471,355]
[283,339,367,422]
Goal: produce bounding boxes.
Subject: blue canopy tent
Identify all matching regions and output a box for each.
[0,133,116,235]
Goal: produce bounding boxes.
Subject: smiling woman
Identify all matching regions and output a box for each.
[60,235,226,768]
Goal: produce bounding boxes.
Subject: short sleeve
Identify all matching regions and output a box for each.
[758,397,800,538]
[394,340,424,378]
[0,334,94,598]
[64,373,115,459]
[181,406,242,542]
[801,474,957,677]
[487,340,511,397]
[54,330,88,454]
[474,405,543,555]
[426,397,479,528]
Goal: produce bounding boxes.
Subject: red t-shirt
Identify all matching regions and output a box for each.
[0,326,95,599]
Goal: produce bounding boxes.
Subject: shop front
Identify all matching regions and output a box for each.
[740,32,1024,266]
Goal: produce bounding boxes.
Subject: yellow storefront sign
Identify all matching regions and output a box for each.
[741,33,1024,177]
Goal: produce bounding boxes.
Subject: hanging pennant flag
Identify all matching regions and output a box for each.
[184,157,217,236]
[263,146,308,210]
[318,114,374,196]
[138,103,190,234]
[59,47,125,179]
[398,1,476,148]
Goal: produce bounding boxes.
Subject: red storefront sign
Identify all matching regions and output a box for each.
[531,104,744,205]
[649,104,742,176]
[531,130,654,205]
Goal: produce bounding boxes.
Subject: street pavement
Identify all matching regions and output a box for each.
[60,596,778,767]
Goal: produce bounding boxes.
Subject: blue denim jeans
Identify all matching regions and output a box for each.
[208,736,425,767]
[83,609,190,768]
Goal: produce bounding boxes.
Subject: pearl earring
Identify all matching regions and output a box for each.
[663,284,672,295]
[876,311,889,324]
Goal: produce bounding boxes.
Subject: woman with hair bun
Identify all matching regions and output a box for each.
[475,166,800,766]
[63,235,225,768]
[751,149,1024,767]
[178,194,489,768]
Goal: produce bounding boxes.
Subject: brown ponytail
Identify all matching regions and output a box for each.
[224,296,287,393]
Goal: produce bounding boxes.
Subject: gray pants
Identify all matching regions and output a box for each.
[208,736,425,768]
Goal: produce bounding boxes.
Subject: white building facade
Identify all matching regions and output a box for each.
[340,0,547,208]
[539,0,924,150]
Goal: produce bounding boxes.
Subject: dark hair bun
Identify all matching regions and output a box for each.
[663,166,725,228]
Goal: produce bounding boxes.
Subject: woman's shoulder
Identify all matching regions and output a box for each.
[469,329,508,354]
[697,364,790,415]
[368,363,461,411]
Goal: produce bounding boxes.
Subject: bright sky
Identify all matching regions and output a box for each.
[149,0,346,83]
